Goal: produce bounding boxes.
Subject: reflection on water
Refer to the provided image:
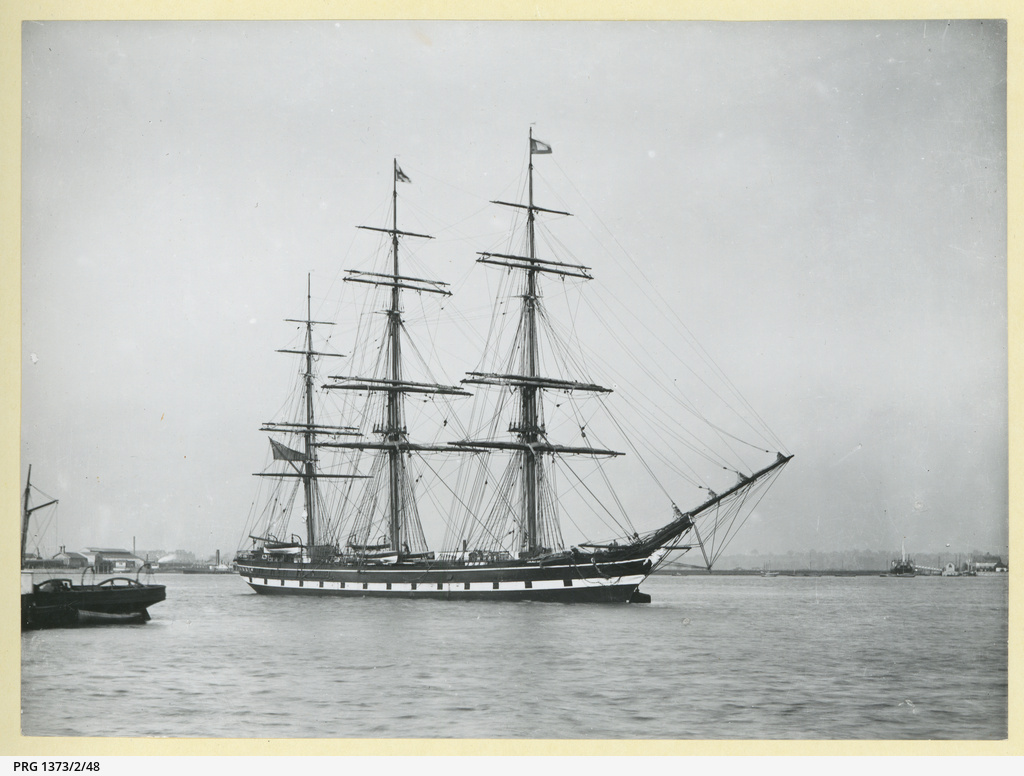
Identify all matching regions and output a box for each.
[21,573,1007,739]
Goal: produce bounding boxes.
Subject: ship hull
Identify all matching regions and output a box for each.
[235,553,657,603]
[21,581,166,630]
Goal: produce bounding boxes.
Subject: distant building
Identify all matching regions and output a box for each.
[21,553,59,569]
[52,550,90,569]
[83,547,146,573]
[971,554,1008,573]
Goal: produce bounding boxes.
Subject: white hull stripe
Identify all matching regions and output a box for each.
[245,574,646,592]
[238,557,657,577]
[238,551,660,578]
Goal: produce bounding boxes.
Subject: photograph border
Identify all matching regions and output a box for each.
[1,0,1019,758]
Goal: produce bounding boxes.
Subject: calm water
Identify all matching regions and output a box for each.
[21,572,1007,739]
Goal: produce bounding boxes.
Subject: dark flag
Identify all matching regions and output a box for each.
[270,438,305,462]
[530,138,552,155]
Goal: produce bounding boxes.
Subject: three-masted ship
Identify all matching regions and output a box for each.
[234,133,792,602]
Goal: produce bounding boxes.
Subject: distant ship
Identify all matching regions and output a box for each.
[20,466,166,629]
[235,132,793,603]
[883,540,916,578]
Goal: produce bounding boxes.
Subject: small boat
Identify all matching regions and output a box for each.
[22,573,167,629]
[20,466,166,630]
[761,562,779,577]
[235,132,793,603]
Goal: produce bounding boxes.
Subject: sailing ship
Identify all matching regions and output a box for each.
[21,466,166,629]
[235,132,793,602]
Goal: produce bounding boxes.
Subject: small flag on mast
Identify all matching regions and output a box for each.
[530,138,553,155]
[395,165,412,183]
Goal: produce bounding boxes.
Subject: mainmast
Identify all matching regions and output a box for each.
[322,161,469,559]
[385,159,406,556]
[301,278,319,544]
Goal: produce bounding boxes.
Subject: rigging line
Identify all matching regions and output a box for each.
[418,295,460,378]
[702,471,782,565]
[27,481,59,504]
[533,300,592,383]
[472,258,522,377]
[397,189,495,247]
[416,455,488,543]
[610,386,741,481]
[540,297,600,378]
[322,229,362,341]
[602,386,717,486]
[601,404,679,502]
[548,157,784,449]
[595,462,634,534]
[710,492,748,561]
[611,399,715,484]
[540,461,566,551]
[548,449,634,537]
[544,456,626,541]
[577,291,707,409]
[596,357,725,466]
[708,495,750,567]
[578,288,768,452]
[468,458,525,552]
[579,297,769,472]
[560,238,783,455]
[351,455,387,547]
[447,453,491,548]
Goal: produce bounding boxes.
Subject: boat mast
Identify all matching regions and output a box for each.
[258,281,359,548]
[321,162,469,559]
[21,465,32,564]
[457,131,620,558]
[386,159,405,555]
[522,129,541,554]
[21,465,57,565]
[457,134,792,562]
[302,275,318,546]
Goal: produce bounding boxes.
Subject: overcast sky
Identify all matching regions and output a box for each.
[17,20,1006,560]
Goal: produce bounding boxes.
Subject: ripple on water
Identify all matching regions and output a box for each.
[21,573,1009,739]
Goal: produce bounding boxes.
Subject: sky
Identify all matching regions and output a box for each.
[15,19,1007,560]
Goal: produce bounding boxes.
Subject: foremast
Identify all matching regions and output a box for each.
[456,132,793,566]
[456,131,621,559]
[321,161,469,560]
[521,131,543,556]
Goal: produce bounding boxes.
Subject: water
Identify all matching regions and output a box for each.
[21,572,1007,739]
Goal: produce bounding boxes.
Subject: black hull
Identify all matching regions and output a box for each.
[251,583,645,603]
[236,552,662,603]
[21,581,167,630]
